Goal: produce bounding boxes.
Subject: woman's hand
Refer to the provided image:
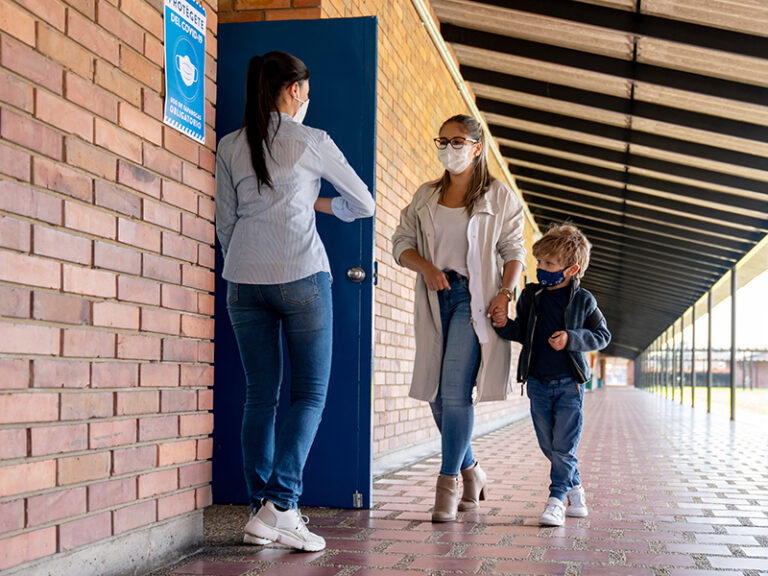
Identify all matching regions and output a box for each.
[314,197,334,214]
[487,293,510,323]
[398,249,449,291]
[421,263,451,291]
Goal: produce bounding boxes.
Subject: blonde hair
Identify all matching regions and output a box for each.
[532,223,591,279]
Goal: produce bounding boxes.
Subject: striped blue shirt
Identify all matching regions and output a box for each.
[215,112,375,284]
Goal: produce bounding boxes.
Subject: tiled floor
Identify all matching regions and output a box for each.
[153,387,768,576]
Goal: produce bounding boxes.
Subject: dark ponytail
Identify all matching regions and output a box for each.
[243,51,310,189]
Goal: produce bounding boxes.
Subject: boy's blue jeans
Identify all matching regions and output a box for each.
[527,374,584,501]
[430,273,480,476]
[226,272,332,511]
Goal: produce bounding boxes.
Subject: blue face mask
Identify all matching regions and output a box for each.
[537,267,567,287]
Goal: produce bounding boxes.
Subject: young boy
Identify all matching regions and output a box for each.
[491,224,610,526]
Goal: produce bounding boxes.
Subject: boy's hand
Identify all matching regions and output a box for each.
[549,331,568,351]
[490,307,508,328]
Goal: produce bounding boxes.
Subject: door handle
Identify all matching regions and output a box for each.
[346,267,366,283]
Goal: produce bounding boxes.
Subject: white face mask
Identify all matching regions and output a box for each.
[293,95,309,124]
[437,145,474,174]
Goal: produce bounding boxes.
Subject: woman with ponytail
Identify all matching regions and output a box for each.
[392,114,526,522]
[215,51,374,551]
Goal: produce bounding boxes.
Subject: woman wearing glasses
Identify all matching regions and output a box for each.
[392,114,526,522]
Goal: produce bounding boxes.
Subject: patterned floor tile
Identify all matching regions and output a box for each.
[150,388,768,576]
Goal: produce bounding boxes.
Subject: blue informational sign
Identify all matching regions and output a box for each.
[163,0,206,144]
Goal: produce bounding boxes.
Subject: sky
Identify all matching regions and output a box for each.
[680,269,768,350]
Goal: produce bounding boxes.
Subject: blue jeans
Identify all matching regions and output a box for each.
[527,374,584,501]
[430,272,480,476]
[226,272,332,510]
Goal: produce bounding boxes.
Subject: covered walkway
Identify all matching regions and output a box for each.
[154,388,768,576]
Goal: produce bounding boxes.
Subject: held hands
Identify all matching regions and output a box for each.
[488,294,509,328]
[549,331,568,351]
[421,263,451,291]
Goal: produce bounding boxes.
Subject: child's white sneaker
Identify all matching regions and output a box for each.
[245,500,326,552]
[566,485,589,517]
[539,497,566,526]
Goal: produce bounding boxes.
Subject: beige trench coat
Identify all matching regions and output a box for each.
[392,179,527,403]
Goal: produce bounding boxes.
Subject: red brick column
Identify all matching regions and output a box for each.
[0,1,217,572]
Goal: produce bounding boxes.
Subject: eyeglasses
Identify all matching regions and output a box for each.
[433,137,479,150]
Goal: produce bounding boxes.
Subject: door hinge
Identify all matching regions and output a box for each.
[352,491,363,508]
[373,261,378,286]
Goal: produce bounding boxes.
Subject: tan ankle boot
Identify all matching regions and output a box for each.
[431,474,459,522]
[458,461,487,511]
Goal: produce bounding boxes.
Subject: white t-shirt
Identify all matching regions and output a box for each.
[433,203,469,276]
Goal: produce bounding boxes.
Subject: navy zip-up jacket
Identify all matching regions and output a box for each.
[493,278,611,385]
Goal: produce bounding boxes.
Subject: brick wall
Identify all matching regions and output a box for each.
[218,0,321,22]
[0,1,217,572]
[221,0,537,457]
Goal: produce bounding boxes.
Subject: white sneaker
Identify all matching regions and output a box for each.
[566,485,589,518]
[243,510,271,545]
[539,497,566,526]
[245,500,326,552]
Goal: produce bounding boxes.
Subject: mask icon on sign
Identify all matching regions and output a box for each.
[176,54,198,87]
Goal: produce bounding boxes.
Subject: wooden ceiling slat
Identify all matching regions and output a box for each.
[628,168,768,204]
[491,122,768,200]
[485,114,628,152]
[642,0,768,38]
[508,160,768,216]
[637,37,768,89]
[505,146,768,204]
[634,83,768,128]
[574,0,636,11]
[471,83,630,127]
[460,0,768,57]
[631,117,768,160]
[452,44,631,97]
[629,145,768,186]
[466,64,768,149]
[498,139,627,172]
[532,210,742,262]
[527,198,757,251]
[521,182,768,234]
[432,0,634,59]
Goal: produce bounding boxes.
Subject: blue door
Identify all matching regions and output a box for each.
[213,17,377,509]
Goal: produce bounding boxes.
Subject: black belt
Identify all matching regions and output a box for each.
[443,269,467,283]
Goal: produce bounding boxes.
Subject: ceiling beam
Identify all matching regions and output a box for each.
[582,284,692,313]
[442,24,768,105]
[522,183,768,236]
[529,204,753,256]
[586,262,713,295]
[501,143,768,210]
[487,118,768,179]
[588,252,720,284]
[469,0,768,60]
[510,165,768,222]
[534,214,739,268]
[466,67,768,148]
[522,186,767,241]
